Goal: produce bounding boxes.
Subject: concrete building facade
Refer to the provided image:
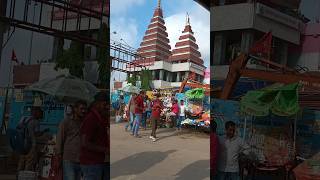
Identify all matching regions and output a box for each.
[210,0,306,80]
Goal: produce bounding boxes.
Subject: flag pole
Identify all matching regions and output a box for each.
[1,58,13,133]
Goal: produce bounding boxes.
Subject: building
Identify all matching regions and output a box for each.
[210,0,306,80]
[130,1,206,89]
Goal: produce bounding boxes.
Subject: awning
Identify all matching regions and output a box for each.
[240,83,300,117]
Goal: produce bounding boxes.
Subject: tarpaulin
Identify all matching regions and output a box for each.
[185,88,205,99]
[240,83,300,117]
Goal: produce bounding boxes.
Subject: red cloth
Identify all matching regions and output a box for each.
[210,133,218,176]
[134,95,144,114]
[80,108,108,165]
[151,99,162,118]
[171,103,179,115]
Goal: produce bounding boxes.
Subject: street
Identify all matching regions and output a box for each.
[110,122,210,180]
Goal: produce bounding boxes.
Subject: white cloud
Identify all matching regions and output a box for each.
[110,17,139,47]
[110,0,145,15]
[165,5,210,67]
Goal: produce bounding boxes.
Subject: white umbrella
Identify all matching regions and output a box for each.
[26,75,98,103]
[121,83,140,94]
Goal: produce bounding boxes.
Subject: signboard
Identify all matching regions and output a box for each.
[8,90,65,134]
[52,0,109,21]
[256,3,303,30]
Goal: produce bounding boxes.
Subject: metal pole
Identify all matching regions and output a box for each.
[28,2,37,65]
[0,0,8,70]
[1,56,13,133]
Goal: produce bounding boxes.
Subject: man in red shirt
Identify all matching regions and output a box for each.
[149,93,163,142]
[171,99,179,129]
[132,90,145,137]
[80,92,109,180]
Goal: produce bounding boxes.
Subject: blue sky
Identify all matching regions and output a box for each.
[110,0,210,67]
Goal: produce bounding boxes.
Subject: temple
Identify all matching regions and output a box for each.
[131,1,206,89]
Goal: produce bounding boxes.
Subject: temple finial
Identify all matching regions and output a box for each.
[158,0,161,8]
[186,12,190,25]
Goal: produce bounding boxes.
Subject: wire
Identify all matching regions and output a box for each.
[1,27,16,49]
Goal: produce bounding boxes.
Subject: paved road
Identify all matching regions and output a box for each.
[110,122,210,180]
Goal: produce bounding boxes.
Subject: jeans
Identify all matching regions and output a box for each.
[177,116,184,129]
[141,112,147,129]
[125,112,134,131]
[63,160,81,180]
[132,114,142,136]
[81,164,105,180]
[216,171,240,180]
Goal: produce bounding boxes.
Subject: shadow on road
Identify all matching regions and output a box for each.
[111,150,176,179]
[175,160,210,180]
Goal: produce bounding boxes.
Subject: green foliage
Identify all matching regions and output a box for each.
[140,69,152,90]
[55,40,85,79]
[97,23,109,89]
[127,73,138,86]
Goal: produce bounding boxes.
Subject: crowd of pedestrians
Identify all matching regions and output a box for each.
[122,90,186,142]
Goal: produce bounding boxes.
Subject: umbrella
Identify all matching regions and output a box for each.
[121,83,140,94]
[26,75,98,103]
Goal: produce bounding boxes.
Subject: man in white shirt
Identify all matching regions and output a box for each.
[217,121,250,180]
[177,100,186,131]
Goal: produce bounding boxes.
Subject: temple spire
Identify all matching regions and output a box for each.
[186,12,190,25]
[157,0,161,8]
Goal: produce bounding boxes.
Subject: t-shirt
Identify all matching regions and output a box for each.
[179,105,186,116]
[171,103,179,115]
[128,96,135,113]
[217,136,250,172]
[151,99,162,118]
[56,117,82,162]
[80,108,108,165]
[134,95,144,114]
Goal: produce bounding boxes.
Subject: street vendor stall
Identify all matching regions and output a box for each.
[181,88,210,131]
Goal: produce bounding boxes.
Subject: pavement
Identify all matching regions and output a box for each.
[110,122,210,180]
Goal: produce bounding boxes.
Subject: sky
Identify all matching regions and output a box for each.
[110,0,210,82]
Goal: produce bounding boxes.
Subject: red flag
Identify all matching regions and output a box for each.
[11,50,18,63]
[249,32,272,58]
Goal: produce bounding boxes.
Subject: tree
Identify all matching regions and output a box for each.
[55,40,85,79]
[96,23,109,89]
[140,68,152,90]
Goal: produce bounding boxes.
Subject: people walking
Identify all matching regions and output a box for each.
[125,93,136,131]
[80,92,109,180]
[149,93,163,142]
[171,99,179,129]
[55,100,87,180]
[177,100,186,131]
[132,90,145,137]
[17,105,50,171]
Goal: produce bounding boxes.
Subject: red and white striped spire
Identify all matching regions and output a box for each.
[136,0,171,63]
[169,13,204,66]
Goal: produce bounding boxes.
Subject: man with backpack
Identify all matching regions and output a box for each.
[17,106,50,171]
